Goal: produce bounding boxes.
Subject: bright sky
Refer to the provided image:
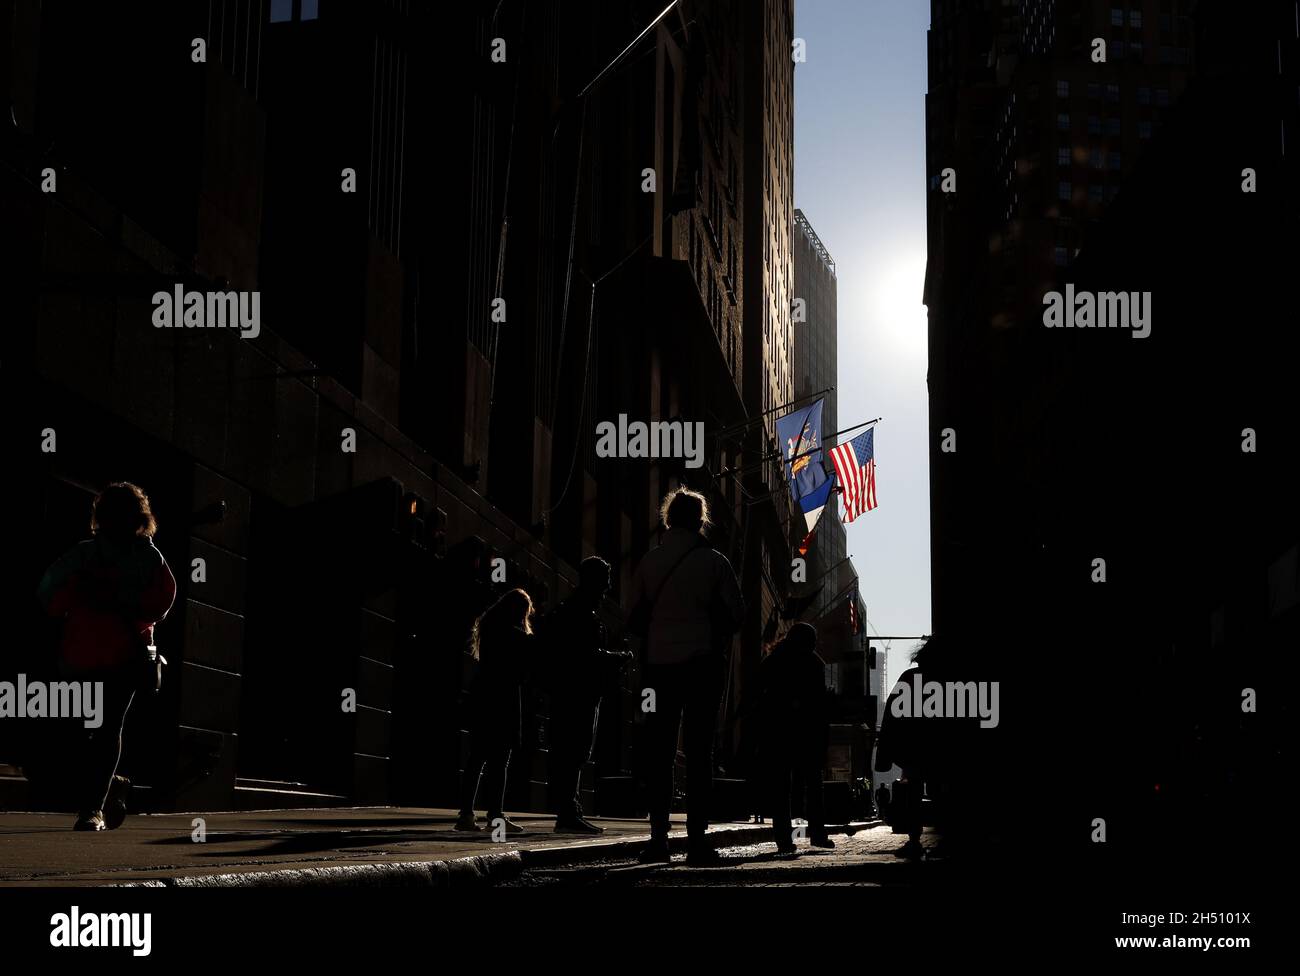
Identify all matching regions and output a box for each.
[794,0,933,679]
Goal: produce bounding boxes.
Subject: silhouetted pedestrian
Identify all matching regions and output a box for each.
[455,588,536,835]
[629,488,744,865]
[876,637,947,858]
[394,536,496,804]
[757,622,833,853]
[542,557,633,833]
[37,483,177,832]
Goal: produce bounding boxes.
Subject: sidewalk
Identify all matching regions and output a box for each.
[0,807,877,887]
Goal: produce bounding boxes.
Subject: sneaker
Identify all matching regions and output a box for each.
[453,812,483,832]
[74,811,106,832]
[487,816,525,835]
[104,775,130,831]
[555,816,605,835]
[637,840,672,864]
[685,846,724,867]
[809,834,836,849]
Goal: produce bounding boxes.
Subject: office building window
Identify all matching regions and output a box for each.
[1113,40,1125,58]
[1107,118,1122,135]
[1106,84,1119,102]
[1111,8,1124,26]
[302,0,319,19]
[270,0,293,22]
[1054,246,1069,266]
[1057,80,1070,98]
[1138,121,1152,139]
[1058,146,1071,166]
[1129,10,1142,27]
[1109,152,1122,170]
[1090,148,1103,169]
[1058,181,1072,201]
[1057,113,1071,131]
[1088,82,1101,100]
[1138,86,1151,105]
[1089,185,1103,203]
[1129,42,1143,60]
[1156,88,1170,106]
[1088,116,1101,135]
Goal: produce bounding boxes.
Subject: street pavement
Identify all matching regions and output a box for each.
[0,807,885,886]
[501,825,940,887]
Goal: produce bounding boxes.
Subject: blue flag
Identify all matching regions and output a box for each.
[774,399,834,532]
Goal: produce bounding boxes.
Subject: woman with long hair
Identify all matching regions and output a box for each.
[38,482,177,831]
[455,588,536,834]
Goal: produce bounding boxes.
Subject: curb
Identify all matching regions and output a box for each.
[111,821,879,888]
[116,851,524,889]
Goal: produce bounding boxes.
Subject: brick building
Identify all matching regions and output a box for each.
[2,0,800,815]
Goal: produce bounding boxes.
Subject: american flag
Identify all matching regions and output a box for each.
[828,428,877,522]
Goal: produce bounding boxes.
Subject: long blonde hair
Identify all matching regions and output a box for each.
[469,588,534,660]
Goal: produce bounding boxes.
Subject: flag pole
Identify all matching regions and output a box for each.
[715,417,881,482]
[709,387,835,443]
[810,576,863,622]
[794,554,854,591]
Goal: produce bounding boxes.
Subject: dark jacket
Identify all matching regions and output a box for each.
[37,536,177,675]
[541,596,625,712]
[756,640,829,761]
[629,527,745,664]
[470,623,533,748]
[875,665,940,775]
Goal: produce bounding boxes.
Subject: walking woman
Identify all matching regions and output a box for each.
[37,483,177,831]
[455,588,536,835]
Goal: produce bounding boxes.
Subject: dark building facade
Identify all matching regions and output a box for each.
[3,0,800,816]
[791,207,867,736]
[923,0,1297,858]
[734,0,797,746]
[791,208,847,620]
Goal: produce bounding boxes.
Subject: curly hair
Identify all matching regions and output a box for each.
[659,486,711,533]
[91,482,158,540]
